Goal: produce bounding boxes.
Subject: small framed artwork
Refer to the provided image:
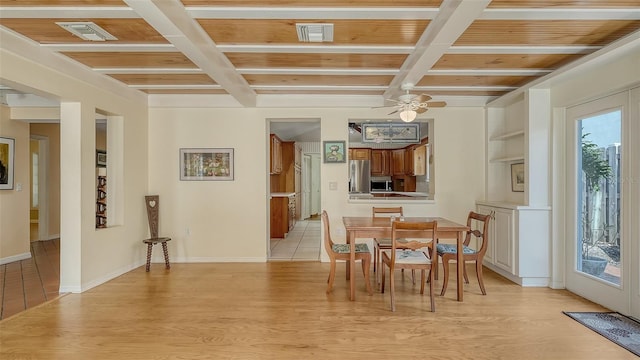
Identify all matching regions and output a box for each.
[0,137,15,190]
[511,162,525,192]
[96,150,107,168]
[323,141,346,163]
[180,148,234,181]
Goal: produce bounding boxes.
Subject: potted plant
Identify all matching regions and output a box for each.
[580,133,612,276]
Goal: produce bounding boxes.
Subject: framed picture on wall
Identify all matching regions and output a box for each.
[96,150,107,167]
[180,148,234,181]
[323,141,346,163]
[0,137,15,190]
[511,162,525,192]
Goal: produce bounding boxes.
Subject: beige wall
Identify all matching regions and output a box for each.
[149,106,485,262]
[30,123,61,239]
[0,105,31,263]
[1,40,150,292]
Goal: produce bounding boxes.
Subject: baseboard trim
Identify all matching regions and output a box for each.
[0,252,32,265]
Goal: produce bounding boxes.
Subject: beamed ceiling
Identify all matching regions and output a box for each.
[0,0,639,108]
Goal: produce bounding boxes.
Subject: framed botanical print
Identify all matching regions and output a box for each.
[0,137,15,190]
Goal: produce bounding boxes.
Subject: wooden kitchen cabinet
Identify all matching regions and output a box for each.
[371,150,390,176]
[270,194,295,238]
[392,149,405,175]
[270,134,282,174]
[404,145,415,175]
[413,144,427,176]
[349,148,371,161]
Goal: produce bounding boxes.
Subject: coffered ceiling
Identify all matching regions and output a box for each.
[1,0,639,108]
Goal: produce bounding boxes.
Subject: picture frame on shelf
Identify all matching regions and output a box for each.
[180,148,234,181]
[323,141,346,163]
[511,162,525,192]
[96,150,107,168]
[0,137,15,190]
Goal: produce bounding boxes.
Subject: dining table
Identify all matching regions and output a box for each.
[342,216,470,301]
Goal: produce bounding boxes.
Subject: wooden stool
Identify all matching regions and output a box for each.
[143,195,171,272]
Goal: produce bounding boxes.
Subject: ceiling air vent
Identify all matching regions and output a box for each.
[296,23,334,43]
[56,22,118,42]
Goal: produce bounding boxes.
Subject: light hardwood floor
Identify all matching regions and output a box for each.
[0,260,635,359]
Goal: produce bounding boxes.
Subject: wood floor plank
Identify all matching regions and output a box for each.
[0,262,634,359]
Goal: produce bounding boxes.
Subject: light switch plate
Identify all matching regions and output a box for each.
[329,181,337,190]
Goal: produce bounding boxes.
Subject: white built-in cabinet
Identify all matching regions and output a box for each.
[480,89,551,286]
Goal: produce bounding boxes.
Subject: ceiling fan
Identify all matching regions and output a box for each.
[378,83,447,122]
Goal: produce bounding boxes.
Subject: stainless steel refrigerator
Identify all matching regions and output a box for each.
[349,160,371,193]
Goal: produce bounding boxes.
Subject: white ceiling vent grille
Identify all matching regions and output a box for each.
[56,22,118,42]
[296,23,334,43]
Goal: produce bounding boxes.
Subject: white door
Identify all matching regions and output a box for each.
[565,91,638,316]
[310,154,321,216]
[302,154,312,219]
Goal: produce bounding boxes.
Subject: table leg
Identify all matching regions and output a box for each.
[346,231,351,281]
[349,231,356,301]
[456,230,464,302]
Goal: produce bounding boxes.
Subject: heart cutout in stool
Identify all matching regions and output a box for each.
[149,200,156,207]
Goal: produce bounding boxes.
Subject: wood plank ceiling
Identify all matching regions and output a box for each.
[0,0,639,107]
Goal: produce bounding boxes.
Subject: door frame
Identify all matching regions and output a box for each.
[564,91,633,314]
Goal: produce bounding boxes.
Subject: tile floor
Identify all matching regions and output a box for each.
[269,218,321,261]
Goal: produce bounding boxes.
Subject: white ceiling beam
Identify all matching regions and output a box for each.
[481,8,640,20]
[187,7,439,20]
[123,0,256,107]
[385,0,492,99]
[0,7,138,18]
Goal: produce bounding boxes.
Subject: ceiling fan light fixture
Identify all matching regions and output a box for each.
[399,109,417,122]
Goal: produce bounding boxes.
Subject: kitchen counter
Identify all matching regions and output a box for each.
[349,191,433,203]
[271,192,295,197]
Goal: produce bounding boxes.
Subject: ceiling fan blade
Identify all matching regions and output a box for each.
[387,109,399,115]
[416,108,429,114]
[415,94,432,103]
[426,101,447,108]
[371,105,393,109]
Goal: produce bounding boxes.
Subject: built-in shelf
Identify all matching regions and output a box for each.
[490,130,525,141]
[490,155,525,163]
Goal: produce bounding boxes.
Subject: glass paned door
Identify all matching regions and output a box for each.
[576,111,621,285]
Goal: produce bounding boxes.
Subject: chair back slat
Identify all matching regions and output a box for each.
[145,195,160,239]
[391,220,437,264]
[464,211,491,255]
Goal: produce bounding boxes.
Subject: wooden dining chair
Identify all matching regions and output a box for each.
[435,211,491,296]
[381,220,438,312]
[372,207,404,284]
[321,210,373,296]
[143,195,171,272]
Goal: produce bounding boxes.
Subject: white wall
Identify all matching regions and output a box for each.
[1,37,150,292]
[148,106,485,262]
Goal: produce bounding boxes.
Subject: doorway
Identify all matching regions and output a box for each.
[565,90,639,317]
[29,135,48,242]
[268,120,321,261]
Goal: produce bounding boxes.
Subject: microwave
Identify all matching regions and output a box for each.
[371,180,392,192]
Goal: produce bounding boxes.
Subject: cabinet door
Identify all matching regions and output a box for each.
[476,205,495,265]
[404,146,415,175]
[371,150,389,176]
[392,149,405,175]
[351,148,371,160]
[413,145,427,176]
[270,134,282,174]
[493,208,514,273]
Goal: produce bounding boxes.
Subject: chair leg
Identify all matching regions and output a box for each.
[161,242,171,270]
[440,257,451,296]
[433,251,439,280]
[380,263,386,293]
[362,256,373,295]
[411,269,416,285]
[429,265,435,312]
[326,260,336,294]
[463,263,469,283]
[145,243,153,272]
[389,268,396,312]
[419,269,425,294]
[476,261,487,295]
[373,244,378,273]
